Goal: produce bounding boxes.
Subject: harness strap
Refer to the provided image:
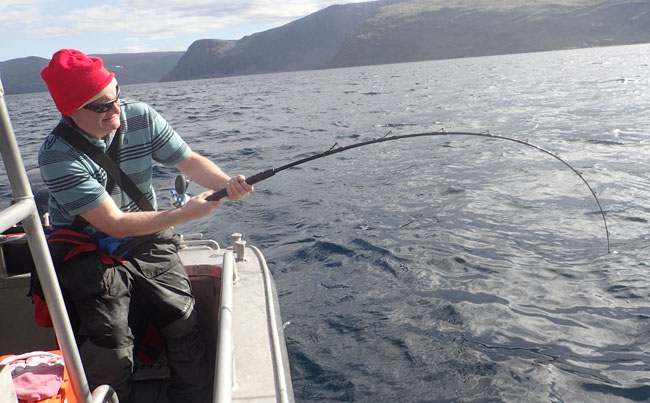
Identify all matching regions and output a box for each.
[47,229,125,264]
[53,122,154,213]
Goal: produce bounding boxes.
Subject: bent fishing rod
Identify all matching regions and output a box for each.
[206,130,611,253]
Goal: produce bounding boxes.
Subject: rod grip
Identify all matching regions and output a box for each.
[206,168,276,201]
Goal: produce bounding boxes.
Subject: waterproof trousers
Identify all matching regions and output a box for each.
[53,230,210,402]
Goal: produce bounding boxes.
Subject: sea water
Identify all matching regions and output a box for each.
[3,43,650,402]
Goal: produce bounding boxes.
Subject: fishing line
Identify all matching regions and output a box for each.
[206,130,610,253]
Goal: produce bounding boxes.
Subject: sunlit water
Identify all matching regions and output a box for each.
[2,43,650,402]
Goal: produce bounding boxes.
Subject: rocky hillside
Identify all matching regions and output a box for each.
[326,0,650,68]
[162,0,650,82]
[161,2,385,81]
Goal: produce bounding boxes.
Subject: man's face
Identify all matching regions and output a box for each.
[69,83,121,139]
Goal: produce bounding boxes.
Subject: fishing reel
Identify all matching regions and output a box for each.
[170,174,191,208]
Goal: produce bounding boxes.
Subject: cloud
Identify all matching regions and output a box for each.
[0,2,49,34]
[3,1,368,39]
[1,0,371,59]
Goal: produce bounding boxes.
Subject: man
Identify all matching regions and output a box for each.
[38,49,253,402]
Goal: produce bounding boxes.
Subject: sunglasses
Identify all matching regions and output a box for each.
[83,85,120,113]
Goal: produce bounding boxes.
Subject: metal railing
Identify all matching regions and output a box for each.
[0,77,117,403]
[215,250,235,402]
[214,244,293,403]
[251,245,291,403]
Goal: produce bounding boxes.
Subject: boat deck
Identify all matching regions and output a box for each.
[0,235,293,402]
[179,238,293,402]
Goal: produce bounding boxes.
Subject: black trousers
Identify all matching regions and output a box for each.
[54,230,210,402]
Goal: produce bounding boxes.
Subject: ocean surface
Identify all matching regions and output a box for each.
[2,43,650,402]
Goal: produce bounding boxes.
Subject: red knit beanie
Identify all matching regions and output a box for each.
[41,49,115,116]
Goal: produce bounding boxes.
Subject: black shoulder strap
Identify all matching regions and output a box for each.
[53,122,154,212]
[104,128,122,197]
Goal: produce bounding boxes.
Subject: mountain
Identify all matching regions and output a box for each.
[162,0,650,82]
[326,0,650,68]
[0,57,50,95]
[161,2,387,81]
[3,0,650,92]
[0,52,183,95]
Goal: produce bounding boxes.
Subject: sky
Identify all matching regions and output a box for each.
[0,0,369,62]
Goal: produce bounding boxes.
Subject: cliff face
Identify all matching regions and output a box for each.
[161,2,384,82]
[161,40,237,81]
[162,0,650,82]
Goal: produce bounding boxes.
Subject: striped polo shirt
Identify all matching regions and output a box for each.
[38,100,191,232]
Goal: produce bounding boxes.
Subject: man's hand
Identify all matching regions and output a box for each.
[80,190,221,238]
[225,175,253,201]
[182,190,222,220]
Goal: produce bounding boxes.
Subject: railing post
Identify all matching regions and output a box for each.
[0,77,94,403]
[215,250,235,402]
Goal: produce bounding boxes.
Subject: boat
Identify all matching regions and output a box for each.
[0,78,294,402]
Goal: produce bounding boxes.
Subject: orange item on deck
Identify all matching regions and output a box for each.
[0,350,77,403]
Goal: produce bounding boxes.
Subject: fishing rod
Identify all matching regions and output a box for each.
[206,130,611,253]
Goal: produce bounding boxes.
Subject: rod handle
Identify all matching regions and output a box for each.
[206,168,276,201]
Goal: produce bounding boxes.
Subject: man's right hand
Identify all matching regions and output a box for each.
[81,189,222,238]
[182,190,222,220]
